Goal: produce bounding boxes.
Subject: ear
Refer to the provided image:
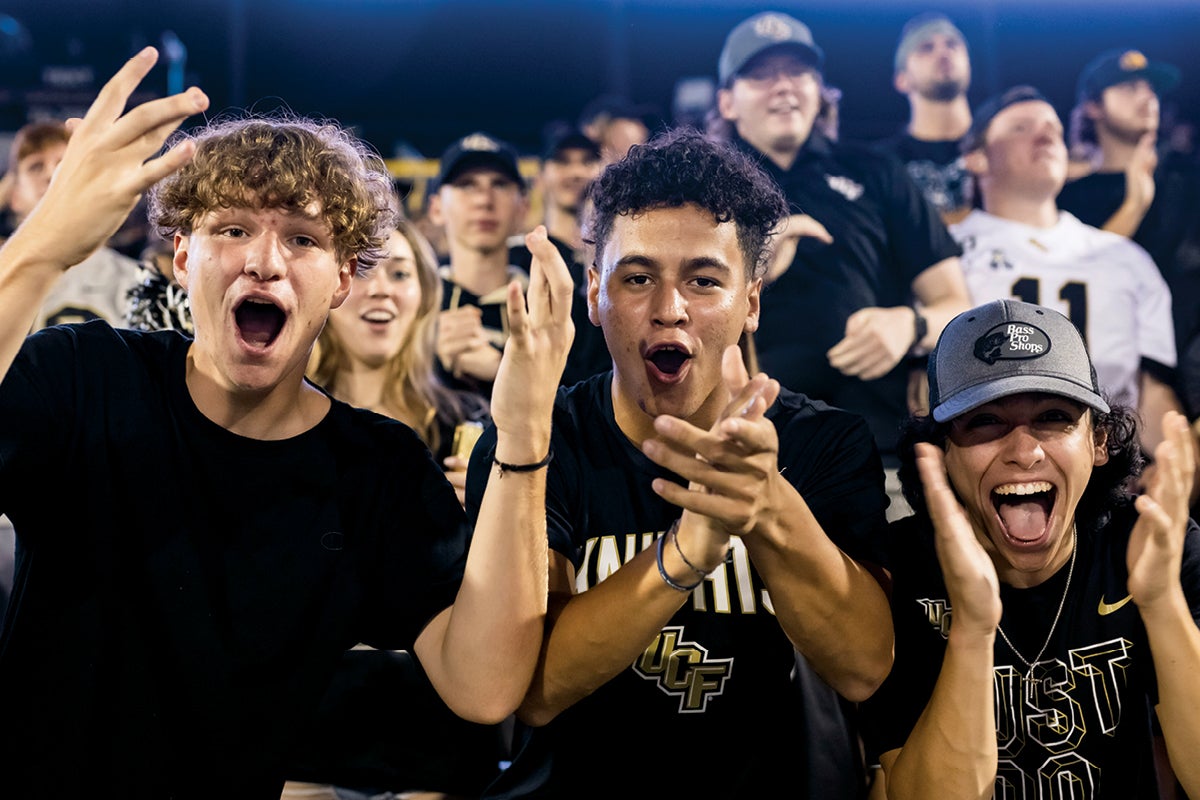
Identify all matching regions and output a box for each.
[172,233,190,291]
[963,148,988,176]
[1084,100,1103,122]
[330,257,356,309]
[717,88,737,122]
[586,265,601,327]
[894,71,910,95]
[1092,421,1110,466]
[427,192,445,227]
[743,277,762,334]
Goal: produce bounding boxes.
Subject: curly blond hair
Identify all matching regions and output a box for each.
[146,114,399,268]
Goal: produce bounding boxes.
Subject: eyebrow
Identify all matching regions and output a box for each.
[612,254,733,273]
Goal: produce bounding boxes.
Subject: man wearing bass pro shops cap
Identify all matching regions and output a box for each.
[861,299,1200,798]
[950,83,1184,477]
[711,9,972,522]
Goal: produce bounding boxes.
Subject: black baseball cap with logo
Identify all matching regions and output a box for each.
[431,132,524,192]
[928,299,1109,423]
[1076,48,1181,102]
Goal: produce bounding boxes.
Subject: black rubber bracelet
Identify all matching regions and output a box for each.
[487,444,554,476]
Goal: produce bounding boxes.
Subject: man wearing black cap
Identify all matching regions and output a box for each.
[713,10,972,521]
[510,127,608,386]
[1058,49,1200,473]
[876,12,975,225]
[429,131,530,401]
[860,298,1200,799]
[952,85,1185,488]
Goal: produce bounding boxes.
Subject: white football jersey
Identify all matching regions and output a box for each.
[951,210,1176,408]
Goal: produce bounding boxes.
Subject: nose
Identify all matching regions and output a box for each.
[1002,425,1045,471]
[651,285,687,327]
[363,268,392,297]
[244,233,286,282]
[1033,121,1061,145]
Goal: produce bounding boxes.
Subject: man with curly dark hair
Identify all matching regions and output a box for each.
[466,128,894,798]
[0,49,574,797]
[861,299,1200,798]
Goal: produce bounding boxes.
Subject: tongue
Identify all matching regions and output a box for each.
[998,500,1049,542]
[240,316,276,347]
[237,304,282,347]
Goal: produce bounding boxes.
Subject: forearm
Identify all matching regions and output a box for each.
[1138,374,1184,454]
[519,541,697,725]
[1101,198,1149,238]
[911,257,971,353]
[424,435,552,723]
[748,487,893,700]
[885,633,998,800]
[1143,591,1200,796]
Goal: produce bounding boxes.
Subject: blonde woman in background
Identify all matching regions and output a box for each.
[309,216,490,505]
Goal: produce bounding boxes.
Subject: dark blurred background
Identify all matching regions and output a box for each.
[1,0,1197,160]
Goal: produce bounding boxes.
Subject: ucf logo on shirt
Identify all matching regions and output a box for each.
[577,531,771,712]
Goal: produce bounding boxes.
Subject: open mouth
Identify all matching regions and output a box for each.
[992,481,1055,544]
[235,298,285,348]
[361,310,395,324]
[646,344,691,379]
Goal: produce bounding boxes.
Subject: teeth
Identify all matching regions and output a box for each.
[363,311,393,322]
[994,481,1053,496]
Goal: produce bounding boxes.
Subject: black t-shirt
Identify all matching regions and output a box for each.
[1057,157,1200,416]
[0,322,468,797]
[873,132,974,217]
[735,132,962,463]
[861,505,1200,798]
[465,372,889,798]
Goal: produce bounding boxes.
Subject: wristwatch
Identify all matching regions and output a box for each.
[909,306,928,356]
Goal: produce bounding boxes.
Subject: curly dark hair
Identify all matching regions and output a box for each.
[895,402,1145,535]
[581,128,787,280]
[147,113,399,270]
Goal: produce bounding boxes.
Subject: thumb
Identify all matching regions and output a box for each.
[722,344,750,397]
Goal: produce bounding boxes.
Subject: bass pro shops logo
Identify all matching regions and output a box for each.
[974,322,1050,364]
[634,626,733,713]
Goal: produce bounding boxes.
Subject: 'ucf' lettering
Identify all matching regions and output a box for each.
[635,626,733,713]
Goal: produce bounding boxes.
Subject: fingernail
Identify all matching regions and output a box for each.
[739,387,765,416]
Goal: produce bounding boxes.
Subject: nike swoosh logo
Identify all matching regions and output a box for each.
[1098,594,1133,615]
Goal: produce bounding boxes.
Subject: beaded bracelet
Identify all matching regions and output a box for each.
[486,444,554,476]
[656,532,705,592]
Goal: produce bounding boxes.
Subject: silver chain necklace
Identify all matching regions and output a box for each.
[996,526,1077,685]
